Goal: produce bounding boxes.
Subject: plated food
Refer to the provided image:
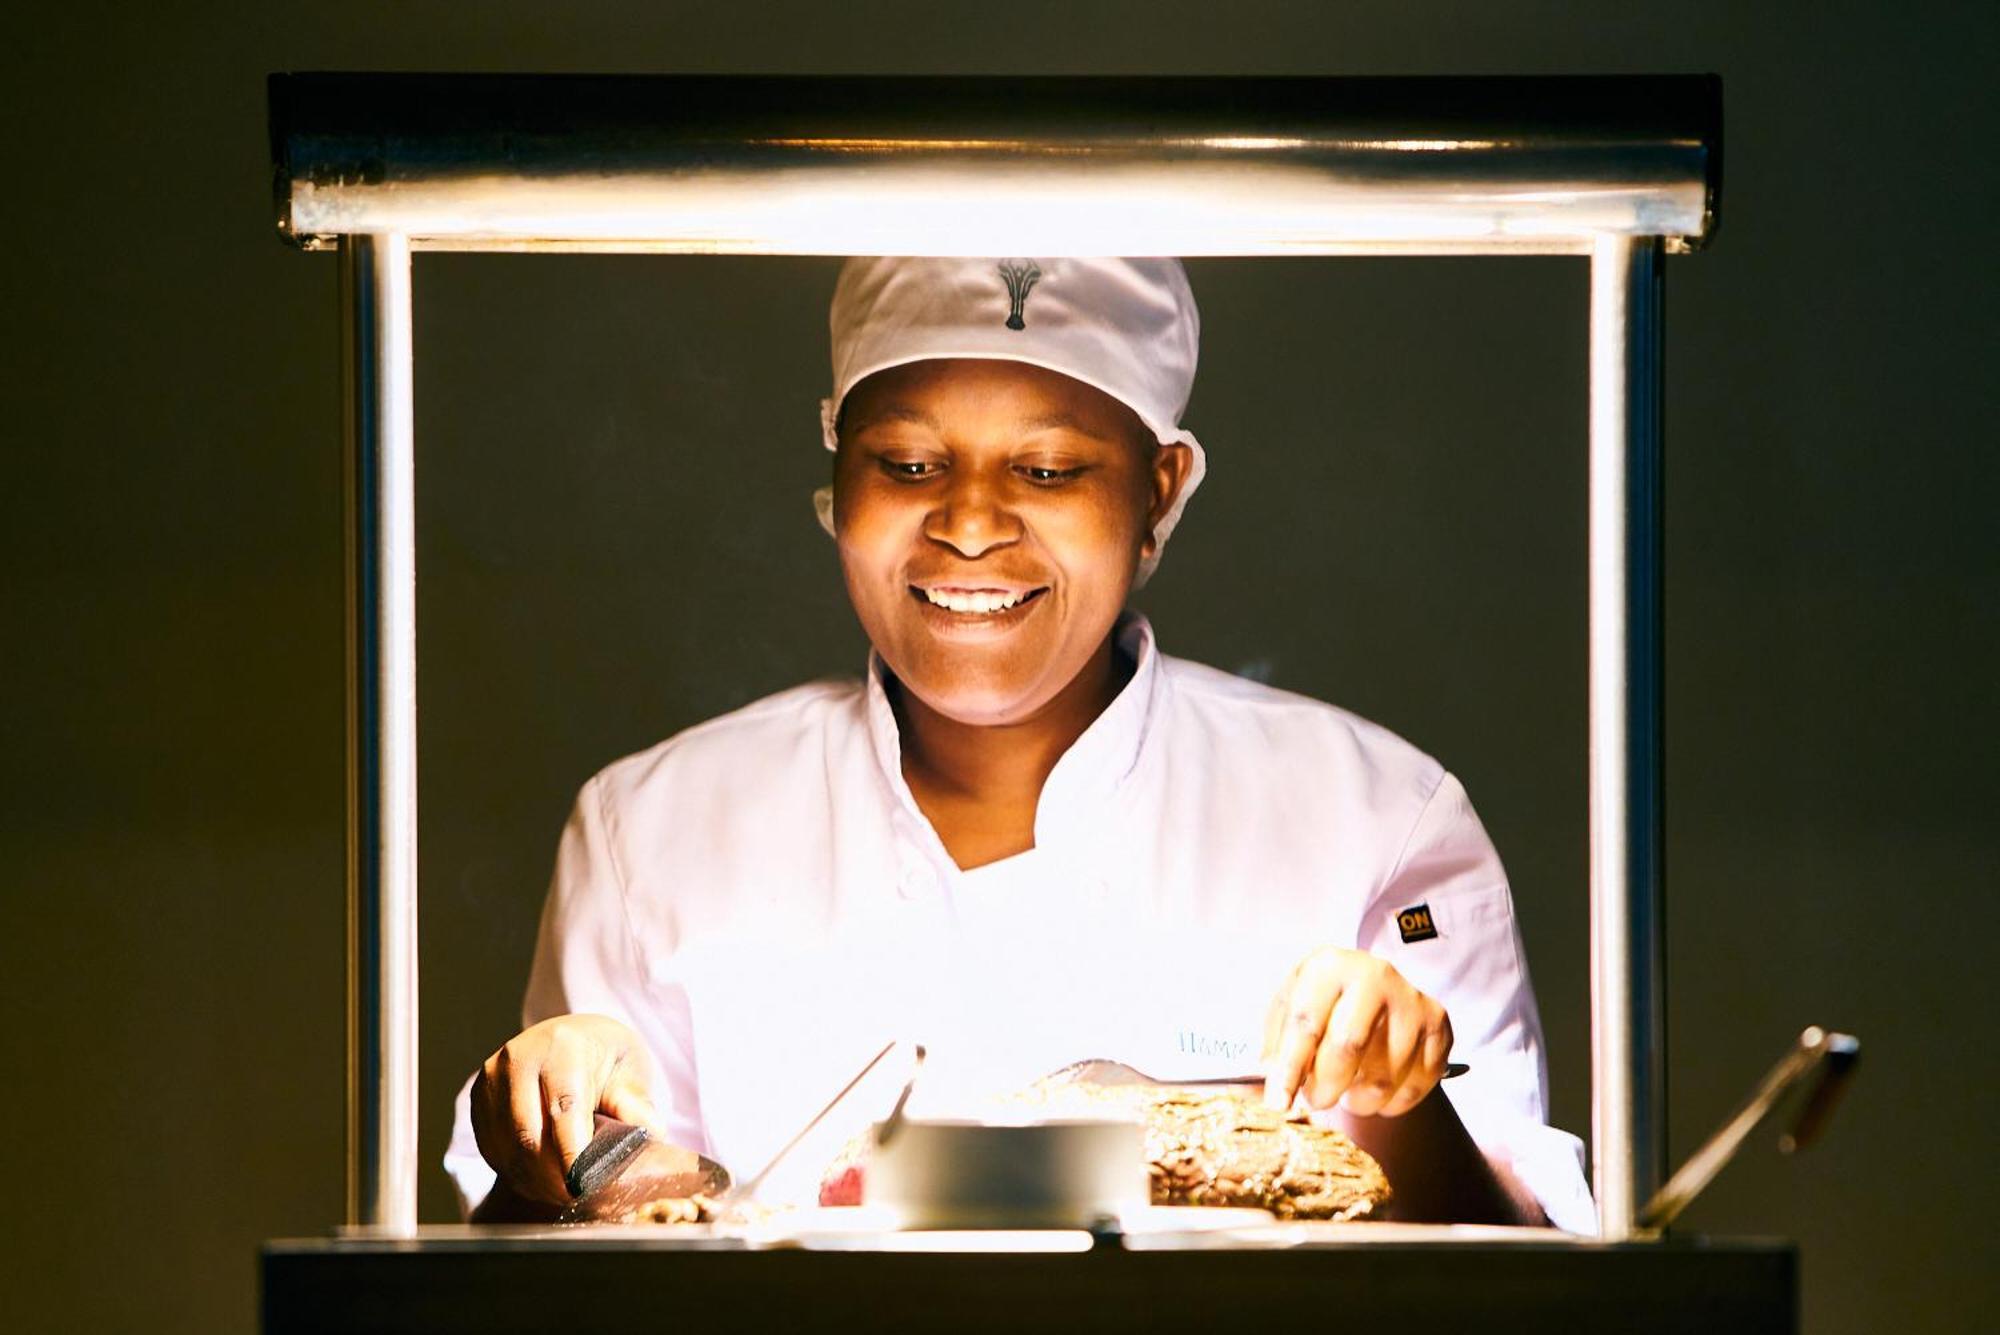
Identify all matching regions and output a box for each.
[1016,1080,1392,1221]
[583,1065,1394,1227]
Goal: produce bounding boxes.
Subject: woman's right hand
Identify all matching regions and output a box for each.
[469,1013,665,1207]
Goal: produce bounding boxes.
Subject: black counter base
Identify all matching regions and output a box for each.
[263,1234,1796,1335]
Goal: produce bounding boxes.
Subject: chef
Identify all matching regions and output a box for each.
[444,256,1596,1231]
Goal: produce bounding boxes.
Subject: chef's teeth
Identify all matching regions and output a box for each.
[925,588,1027,614]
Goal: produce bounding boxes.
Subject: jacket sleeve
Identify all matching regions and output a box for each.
[1354,770,1597,1233]
[442,773,706,1218]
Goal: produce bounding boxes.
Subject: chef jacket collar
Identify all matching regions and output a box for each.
[864,612,1163,863]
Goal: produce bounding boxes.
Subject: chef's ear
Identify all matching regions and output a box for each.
[1141,442,1196,557]
[814,484,838,538]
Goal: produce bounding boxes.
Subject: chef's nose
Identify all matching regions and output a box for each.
[924,467,1022,558]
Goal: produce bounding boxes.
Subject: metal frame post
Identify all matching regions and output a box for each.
[342,232,420,1234]
[1588,234,1666,1239]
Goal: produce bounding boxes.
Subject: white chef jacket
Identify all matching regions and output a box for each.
[444,613,1595,1231]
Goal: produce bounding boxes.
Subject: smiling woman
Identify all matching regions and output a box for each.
[452,255,1594,1233]
[837,360,1185,711]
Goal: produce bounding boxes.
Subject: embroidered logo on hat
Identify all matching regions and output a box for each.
[1395,903,1439,944]
[996,259,1042,330]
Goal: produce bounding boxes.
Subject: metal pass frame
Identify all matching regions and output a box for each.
[269,72,1720,1243]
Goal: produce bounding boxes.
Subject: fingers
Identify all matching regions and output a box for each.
[470,1055,514,1188]
[598,1064,666,1139]
[1372,1006,1445,1117]
[508,1053,569,1204]
[1308,982,1384,1111]
[1263,947,1457,1119]
[1343,993,1420,1116]
[541,1063,595,1183]
[468,1014,657,1207]
[1263,959,1344,1110]
[1260,961,1299,1067]
[469,1046,565,1207]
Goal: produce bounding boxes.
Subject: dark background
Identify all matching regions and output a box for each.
[4,3,1994,1332]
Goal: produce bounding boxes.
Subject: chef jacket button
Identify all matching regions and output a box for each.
[899,865,939,900]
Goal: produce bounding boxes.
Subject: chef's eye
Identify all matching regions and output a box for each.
[1018,464,1087,485]
[879,457,941,480]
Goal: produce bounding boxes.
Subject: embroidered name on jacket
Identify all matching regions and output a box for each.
[1395,903,1439,944]
[1177,1030,1252,1062]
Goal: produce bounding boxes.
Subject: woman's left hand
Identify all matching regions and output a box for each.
[1261,946,1453,1117]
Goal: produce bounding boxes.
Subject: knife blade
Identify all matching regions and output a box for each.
[1045,1057,1467,1089]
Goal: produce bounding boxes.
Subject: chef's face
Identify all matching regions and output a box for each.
[833,358,1187,726]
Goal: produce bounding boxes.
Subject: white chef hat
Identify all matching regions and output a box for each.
[813,256,1207,587]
